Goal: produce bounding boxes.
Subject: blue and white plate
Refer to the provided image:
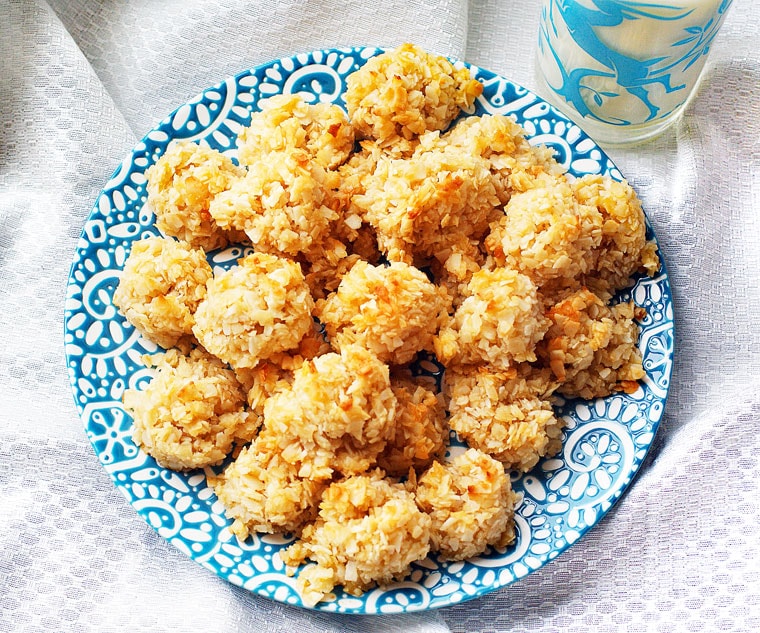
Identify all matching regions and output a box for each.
[63,47,674,614]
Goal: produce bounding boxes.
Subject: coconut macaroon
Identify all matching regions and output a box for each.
[316,260,451,365]
[209,428,328,539]
[572,174,659,298]
[208,149,338,258]
[145,140,246,251]
[444,364,563,472]
[415,448,518,560]
[113,236,212,350]
[352,145,501,262]
[435,266,549,370]
[280,471,432,605]
[262,344,397,477]
[423,114,564,202]
[192,252,314,370]
[539,288,646,400]
[123,348,255,471]
[345,43,482,145]
[237,94,355,170]
[376,375,448,477]
[484,179,603,292]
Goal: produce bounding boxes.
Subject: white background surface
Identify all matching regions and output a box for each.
[1,1,759,631]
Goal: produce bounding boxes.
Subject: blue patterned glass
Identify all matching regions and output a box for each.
[536,0,734,144]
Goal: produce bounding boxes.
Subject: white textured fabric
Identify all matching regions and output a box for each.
[1,0,758,631]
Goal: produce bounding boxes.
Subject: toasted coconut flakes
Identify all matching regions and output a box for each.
[237,94,354,170]
[345,43,482,145]
[435,266,548,370]
[146,140,246,251]
[353,144,501,262]
[209,428,327,538]
[113,236,212,350]
[317,260,451,364]
[209,149,337,258]
[538,288,645,399]
[192,252,314,370]
[484,179,603,289]
[262,344,397,477]
[123,348,254,471]
[280,471,431,603]
[444,364,563,472]
[572,174,652,297]
[415,448,518,560]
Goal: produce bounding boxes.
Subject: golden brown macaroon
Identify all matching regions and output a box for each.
[192,252,314,370]
[345,43,482,145]
[316,260,451,365]
[145,140,246,251]
[538,288,646,399]
[112,236,212,350]
[423,114,565,203]
[484,178,603,292]
[571,174,659,298]
[352,144,501,262]
[123,348,255,471]
[435,266,549,370]
[209,427,328,539]
[262,344,397,477]
[280,470,431,605]
[415,448,518,560]
[237,94,355,170]
[443,364,563,472]
[208,148,338,258]
[376,375,448,477]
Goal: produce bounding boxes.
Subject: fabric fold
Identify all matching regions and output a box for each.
[47,0,470,138]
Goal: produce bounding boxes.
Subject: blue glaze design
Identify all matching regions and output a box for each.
[64,47,674,614]
[538,0,734,125]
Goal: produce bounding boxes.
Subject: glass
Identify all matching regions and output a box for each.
[535,0,734,146]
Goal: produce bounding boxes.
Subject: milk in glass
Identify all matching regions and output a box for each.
[535,0,734,145]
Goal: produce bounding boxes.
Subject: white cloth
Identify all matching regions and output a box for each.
[1,1,759,631]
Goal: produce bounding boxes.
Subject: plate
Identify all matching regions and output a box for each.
[63,46,674,614]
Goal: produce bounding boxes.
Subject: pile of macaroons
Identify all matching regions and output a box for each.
[113,43,659,606]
